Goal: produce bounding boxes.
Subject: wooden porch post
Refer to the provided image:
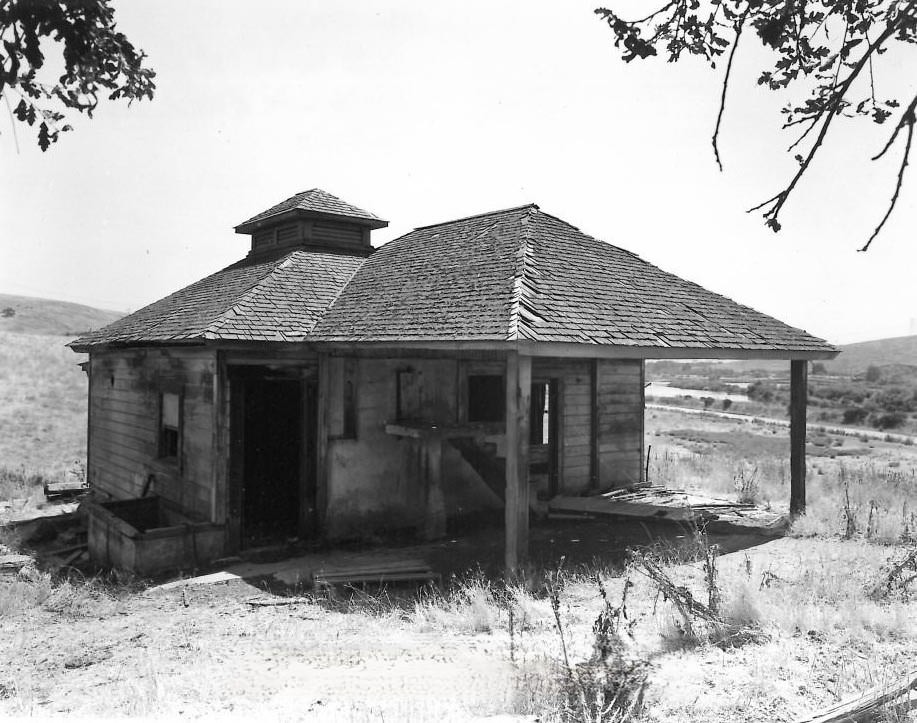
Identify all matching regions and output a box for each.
[505,350,532,574]
[790,359,808,517]
[422,433,446,540]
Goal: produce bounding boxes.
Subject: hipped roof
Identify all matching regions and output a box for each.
[70,249,364,350]
[234,188,388,233]
[71,204,837,358]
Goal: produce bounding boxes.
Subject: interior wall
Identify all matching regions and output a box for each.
[88,347,217,520]
[530,358,592,494]
[324,356,501,539]
[596,358,644,488]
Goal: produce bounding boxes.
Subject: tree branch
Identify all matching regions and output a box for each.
[859,93,917,251]
[713,8,749,171]
[749,7,909,231]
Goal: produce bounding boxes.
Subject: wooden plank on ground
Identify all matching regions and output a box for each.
[312,558,440,590]
[794,670,917,723]
[549,495,703,522]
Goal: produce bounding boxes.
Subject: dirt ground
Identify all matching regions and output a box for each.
[1,535,914,721]
[1,408,915,721]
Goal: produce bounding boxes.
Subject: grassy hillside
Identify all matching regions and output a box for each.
[827,334,917,374]
[660,334,917,376]
[0,332,87,479]
[0,293,122,336]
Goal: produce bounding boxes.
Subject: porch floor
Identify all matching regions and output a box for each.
[151,512,780,594]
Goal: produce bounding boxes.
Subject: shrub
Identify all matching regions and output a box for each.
[746,381,778,403]
[843,407,869,425]
[865,365,882,383]
[874,412,906,430]
[873,387,916,413]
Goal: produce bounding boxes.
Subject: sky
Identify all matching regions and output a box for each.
[2,0,915,345]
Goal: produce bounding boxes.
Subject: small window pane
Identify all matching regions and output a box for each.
[162,393,180,428]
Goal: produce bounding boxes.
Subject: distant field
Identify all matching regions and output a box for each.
[0,293,122,336]
[0,332,87,480]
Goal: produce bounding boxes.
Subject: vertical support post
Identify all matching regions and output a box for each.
[423,433,446,540]
[790,359,808,517]
[227,369,244,553]
[315,353,330,533]
[210,350,222,524]
[505,351,532,574]
[589,358,599,490]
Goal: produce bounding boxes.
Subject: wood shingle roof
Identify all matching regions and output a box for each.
[235,188,388,233]
[69,249,364,351]
[310,205,836,355]
[71,202,836,357]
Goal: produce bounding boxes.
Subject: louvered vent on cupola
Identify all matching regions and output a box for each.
[234,188,388,257]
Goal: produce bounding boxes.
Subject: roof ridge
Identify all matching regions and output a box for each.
[96,256,277,344]
[414,203,538,231]
[316,250,370,320]
[532,208,645,261]
[506,207,539,341]
[204,253,297,337]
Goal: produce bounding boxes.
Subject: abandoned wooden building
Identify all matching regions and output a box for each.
[70,188,838,574]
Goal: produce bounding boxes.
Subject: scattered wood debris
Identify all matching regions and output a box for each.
[246,596,314,607]
[794,669,917,723]
[548,485,787,535]
[0,554,32,574]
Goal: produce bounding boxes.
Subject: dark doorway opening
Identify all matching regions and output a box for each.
[530,378,560,499]
[229,367,317,550]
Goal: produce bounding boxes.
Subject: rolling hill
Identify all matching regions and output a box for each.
[826,334,917,374]
[0,293,124,336]
[648,335,917,376]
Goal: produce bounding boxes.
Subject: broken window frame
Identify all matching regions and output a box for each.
[158,390,183,467]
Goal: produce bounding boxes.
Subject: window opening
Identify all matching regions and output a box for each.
[530,381,551,445]
[467,375,504,423]
[159,392,181,459]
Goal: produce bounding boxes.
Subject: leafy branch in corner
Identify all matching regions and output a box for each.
[0,0,156,151]
[596,0,917,249]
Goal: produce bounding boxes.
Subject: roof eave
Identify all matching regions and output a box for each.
[235,208,389,234]
[311,339,840,360]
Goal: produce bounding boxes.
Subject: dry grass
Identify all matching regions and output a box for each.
[647,410,917,542]
[0,332,87,482]
[0,352,914,719]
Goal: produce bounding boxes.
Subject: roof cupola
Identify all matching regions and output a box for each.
[235,188,388,257]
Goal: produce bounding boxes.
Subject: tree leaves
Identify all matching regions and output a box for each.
[596,0,917,247]
[0,0,156,151]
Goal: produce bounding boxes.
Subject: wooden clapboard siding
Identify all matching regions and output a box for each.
[88,347,217,520]
[532,358,591,493]
[596,359,643,488]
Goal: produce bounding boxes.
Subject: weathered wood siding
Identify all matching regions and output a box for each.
[531,358,593,494]
[88,348,217,520]
[596,358,643,488]
[324,356,501,539]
